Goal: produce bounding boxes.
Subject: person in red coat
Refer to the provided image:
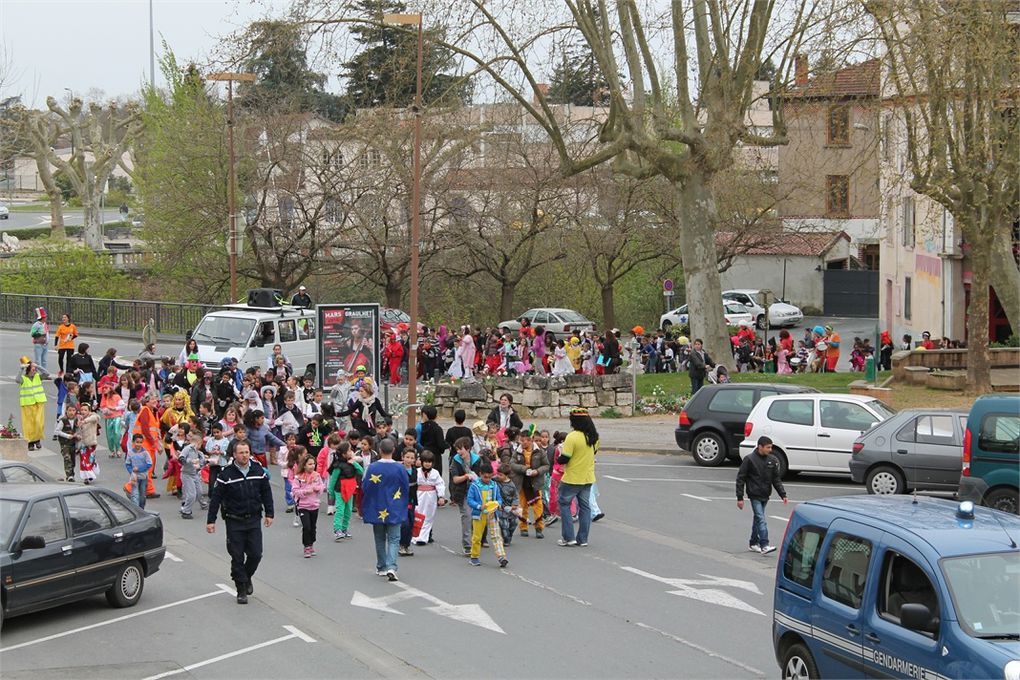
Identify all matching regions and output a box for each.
[383,334,404,386]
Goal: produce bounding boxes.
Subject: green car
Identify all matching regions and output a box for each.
[959,394,1020,514]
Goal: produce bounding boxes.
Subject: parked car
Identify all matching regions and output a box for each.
[0,483,165,627]
[659,302,754,331]
[498,308,596,335]
[849,408,968,495]
[675,383,819,466]
[0,460,52,483]
[739,393,896,477]
[0,204,9,220]
[958,394,1020,514]
[721,289,803,330]
[774,494,1020,680]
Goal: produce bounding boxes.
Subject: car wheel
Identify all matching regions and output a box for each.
[662,320,672,331]
[985,487,1020,515]
[865,465,905,495]
[782,643,819,680]
[756,314,767,330]
[106,561,145,608]
[691,431,728,467]
[772,447,793,479]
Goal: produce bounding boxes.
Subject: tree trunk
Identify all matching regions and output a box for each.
[677,175,732,369]
[47,188,66,239]
[989,225,1019,336]
[601,283,615,331]
[966,240,992,393]
[385,281,403,309]
[499,282,516,322]
[81,187,103,251]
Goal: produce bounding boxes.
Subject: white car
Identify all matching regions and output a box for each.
[498,308,595,334]
[0,204,8,219]
[660,302,754,330]
[722,289,803,330]
[739,393,896,477]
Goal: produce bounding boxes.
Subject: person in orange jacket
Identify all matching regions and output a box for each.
[124,393,161,498]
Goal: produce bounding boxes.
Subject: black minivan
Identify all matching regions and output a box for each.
[675,383,819,466]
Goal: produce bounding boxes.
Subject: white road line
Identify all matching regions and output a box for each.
[770,515,790,522]
[141,626,312,680]
[619,477,860,490]
[603,475,631,482]
[681,493,711,502]
[0,589,227,653]
[164,551,183,562]
[597,462,693,467]
[633,621,765,677]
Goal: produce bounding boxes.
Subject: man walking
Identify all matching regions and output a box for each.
[735,436,788,555]
[206,441,274,604]
[687,338,713,395]
[361,438,409,581]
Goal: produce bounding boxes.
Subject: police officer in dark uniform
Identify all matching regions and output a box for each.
[206,440,274,604]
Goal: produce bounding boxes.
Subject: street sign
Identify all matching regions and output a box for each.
[663,279,674,292]
[351,582,505,633]
[622,566,765,616]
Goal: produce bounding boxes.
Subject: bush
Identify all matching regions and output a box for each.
[991,334,1020,348]
[0,242,138,298]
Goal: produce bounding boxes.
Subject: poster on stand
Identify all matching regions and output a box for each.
[317,304,380,390]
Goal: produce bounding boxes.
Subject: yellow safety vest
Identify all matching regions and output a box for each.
[19,373,46,406]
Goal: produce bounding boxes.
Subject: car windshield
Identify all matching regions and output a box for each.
[942,551,1020,638]
[867,400,897,419]
[192,316,256,347]
[556,310,588,323]
[0,499,26,547]
[725,303,748,315]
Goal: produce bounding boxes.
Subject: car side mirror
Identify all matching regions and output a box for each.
[252,337,264,348]
[899,603,937,634]
[17,535,46,551]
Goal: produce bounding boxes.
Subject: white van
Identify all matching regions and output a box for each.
[190,301,319,377]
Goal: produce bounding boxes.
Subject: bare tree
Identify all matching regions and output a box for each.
[869,0,1019,392]
[18,109,66,237]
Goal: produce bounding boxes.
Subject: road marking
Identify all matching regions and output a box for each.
[141,625,314,680]
[770,515,790,522]
[618,476,861,490]
[0,589,227,653]
[681,493,711,502]
[351,581,505,634]
[621,566,765,616]
[633,621,766,677]
[164,551,183,562]
[603,475,631,482]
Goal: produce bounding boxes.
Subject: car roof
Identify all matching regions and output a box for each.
[799,495,1020,558]
[758,392,878,404]
[0,482,83,500]
[723,289,763,295]
[698,383,819,394]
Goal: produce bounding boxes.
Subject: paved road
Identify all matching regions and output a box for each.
[0,328,887,679]
[1,209,87,231]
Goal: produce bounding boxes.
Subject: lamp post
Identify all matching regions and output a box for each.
[207,72,255,303]
[383,12,424,429]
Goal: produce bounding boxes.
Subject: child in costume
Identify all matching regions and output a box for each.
[178,430,206,519]
[495,463,521,545]
[292,452,325,558]
[414,450,446,545]
[551,340,574,376]
[398,448,418,556]
[466,466,507,567]
[99,382,125,457]
[328,441,362,540]
[76,403,100,484]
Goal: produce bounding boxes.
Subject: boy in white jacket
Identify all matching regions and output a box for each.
[414,450,446,545]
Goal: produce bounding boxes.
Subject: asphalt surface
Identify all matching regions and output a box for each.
[1,209,86,231]
[0,328,889,679]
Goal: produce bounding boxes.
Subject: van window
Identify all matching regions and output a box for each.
[296,318,316,341]
[822,534,872,609]
[708,389,755,415]
[979,414,1020,453]
[879,552,939,636]
[768,399,814,426]
[278,320,297,343]
[783,526,825,587]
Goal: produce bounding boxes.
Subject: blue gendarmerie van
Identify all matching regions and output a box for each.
[773,495,1020,680]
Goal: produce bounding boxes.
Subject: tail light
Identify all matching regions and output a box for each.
[678,410,692,427]
[744,421,754,437]
[852,442,864,454]
[962,429,972,476]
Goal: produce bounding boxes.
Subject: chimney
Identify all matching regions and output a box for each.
[534,83,550,106]
[795,54,809,87]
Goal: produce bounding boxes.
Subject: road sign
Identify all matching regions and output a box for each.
[351,582,505,633]
[622,566,766,616]
[663,279,674,292]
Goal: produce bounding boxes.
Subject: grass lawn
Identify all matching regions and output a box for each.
[5,203,51,212]
[635,370,974,411]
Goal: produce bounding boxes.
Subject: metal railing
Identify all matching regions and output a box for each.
[0,293,221,337]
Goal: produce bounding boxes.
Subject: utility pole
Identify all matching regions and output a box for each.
[149,0,155,90]
[207,72,255,303]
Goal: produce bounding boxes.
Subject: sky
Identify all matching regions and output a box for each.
[0,0,291,107]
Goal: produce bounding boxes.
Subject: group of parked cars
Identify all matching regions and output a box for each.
[661,289,805,332]
[676,385,1019,514]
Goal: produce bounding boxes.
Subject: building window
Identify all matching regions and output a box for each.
[904,276,912,320]
[827,106,850,145]
[902,196,915,247]
[826,175,850,216]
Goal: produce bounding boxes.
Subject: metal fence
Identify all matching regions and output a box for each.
[0,293,222,337]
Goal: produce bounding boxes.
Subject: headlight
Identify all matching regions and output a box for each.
[1004,660,1020,680]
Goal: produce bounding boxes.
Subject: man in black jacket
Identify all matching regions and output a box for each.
[206,441,274,604]
[735,436,788,555]
[687,338,714,395]
[418,405,446,478]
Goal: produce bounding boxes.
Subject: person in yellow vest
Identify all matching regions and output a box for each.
[18,356,51,450]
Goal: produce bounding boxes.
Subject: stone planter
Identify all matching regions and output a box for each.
[0,437,30,462]
[927,371,967,391]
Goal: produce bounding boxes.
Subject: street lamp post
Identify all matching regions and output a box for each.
[207,72,255,303]
[383,12,424,429]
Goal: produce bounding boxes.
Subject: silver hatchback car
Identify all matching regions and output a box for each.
[849,408,968,495]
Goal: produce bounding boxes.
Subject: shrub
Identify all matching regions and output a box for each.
[0,242,138,298]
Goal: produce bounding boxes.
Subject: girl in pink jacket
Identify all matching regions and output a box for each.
[292,453,326,558]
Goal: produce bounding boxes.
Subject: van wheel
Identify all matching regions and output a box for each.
[106,561,144,608]
[866,465,904,495]
[985,487,1020,515]
[691,432,727,467]
[782,643,819,680]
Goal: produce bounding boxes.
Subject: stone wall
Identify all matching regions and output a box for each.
[432,374,636,419]
[891,347,1020,381]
